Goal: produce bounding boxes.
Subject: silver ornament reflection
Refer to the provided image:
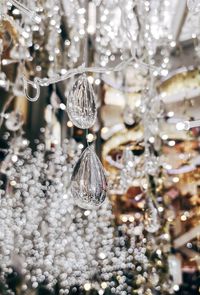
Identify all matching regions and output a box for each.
[67,74,97,129]
[70,146,107,209]
[144,198,160,233]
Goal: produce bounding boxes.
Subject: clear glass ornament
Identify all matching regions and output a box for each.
[70,146,107,209]
[144,197,160,233]
[67,74,97,129]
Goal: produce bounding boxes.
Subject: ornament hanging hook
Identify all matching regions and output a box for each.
[23,77,40,102]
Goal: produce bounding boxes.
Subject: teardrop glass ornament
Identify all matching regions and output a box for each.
[67,74,97,129]
[144,197,160,233]
[70,146,107,209]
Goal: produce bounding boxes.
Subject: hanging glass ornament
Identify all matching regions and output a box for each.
[70,146,107,209]
[144,197,160,233]
[67,74,97,129]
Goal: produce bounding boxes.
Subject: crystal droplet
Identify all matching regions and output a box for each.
[144,198,160,233]
[67,74,97,129]
[70,146,107,209]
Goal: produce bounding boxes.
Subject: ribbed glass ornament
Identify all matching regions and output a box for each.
[144,198,160,233]
[70,146,107,209]
[67,74,97,129]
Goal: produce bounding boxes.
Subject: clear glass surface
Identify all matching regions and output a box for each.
[67,75,97,129]
[70,146,107,209]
